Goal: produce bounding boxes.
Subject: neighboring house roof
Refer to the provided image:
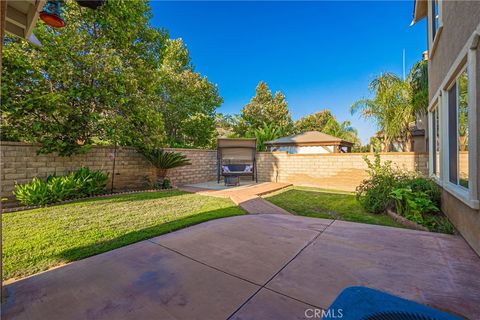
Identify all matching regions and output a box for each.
[4,0,45,41]
[264,131,353,146]
[412,0,427,25]
[411,128,426,137]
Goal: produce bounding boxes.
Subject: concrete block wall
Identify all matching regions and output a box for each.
[1,142,156,198]
[1,141,429,198]
[163,148,217,186]
[257,151,429,192]
[0,142,217,198]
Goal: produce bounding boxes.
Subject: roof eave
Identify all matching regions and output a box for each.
[265,141,353,147]
[5,0,46,40]
[411,0,428,25]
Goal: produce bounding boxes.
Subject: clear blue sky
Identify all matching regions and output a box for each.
[149,1,426,144]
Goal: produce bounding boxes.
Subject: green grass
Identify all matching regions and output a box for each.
[264,186,402,228]
[2,190,244,281]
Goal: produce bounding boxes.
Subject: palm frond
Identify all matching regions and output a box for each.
[142,149,192,170]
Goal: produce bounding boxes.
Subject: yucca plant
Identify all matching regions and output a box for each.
[141,149,191,187]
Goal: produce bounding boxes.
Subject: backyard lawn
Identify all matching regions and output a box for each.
[264,186,402,228]
[2,190,244,281]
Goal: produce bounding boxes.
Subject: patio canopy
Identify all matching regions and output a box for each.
[217,138,257,183]
[217,138,257,161]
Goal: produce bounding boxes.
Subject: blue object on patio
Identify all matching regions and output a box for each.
[324,286,464,320]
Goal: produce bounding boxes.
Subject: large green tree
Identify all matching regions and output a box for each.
[234,81,293,136]
[294,110,360,147]
[158,39,222,148]
[1,0,222,154]
[294,110,336,133]
[2,0,168,155]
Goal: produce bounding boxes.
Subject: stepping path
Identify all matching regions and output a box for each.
[179,182,292,215]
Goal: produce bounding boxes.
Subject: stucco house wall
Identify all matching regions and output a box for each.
[428,1,480,99]
[422,0,480,255]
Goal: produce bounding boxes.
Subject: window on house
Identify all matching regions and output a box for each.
[431,0,439,40]
[432,107,440,177]
[447,68,469,189]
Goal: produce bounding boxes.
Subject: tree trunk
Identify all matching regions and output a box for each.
[156,168,168,183]
[383,138,390,152]
[404,133,413,152]
[459,135,467,151]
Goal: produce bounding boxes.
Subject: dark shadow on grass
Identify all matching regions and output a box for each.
[54,207,244,263]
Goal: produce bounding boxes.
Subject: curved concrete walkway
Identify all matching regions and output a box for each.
[180,182,293,215]
[4,214,480,319]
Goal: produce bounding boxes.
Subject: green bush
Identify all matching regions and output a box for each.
[398,176,441,207]
[356,152,454,233]
[389,187,439,222]
[14,178,51,206]
[153,178,172,190]
[72,167,109,197]
[46,175,77,202]
[13,168,108,206]
[355,152,407,214]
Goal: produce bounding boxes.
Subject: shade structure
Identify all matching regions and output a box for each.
[217,138,257,183]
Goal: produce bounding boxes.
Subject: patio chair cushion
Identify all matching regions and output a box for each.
[222,164,253,175]
[244,165,252,172]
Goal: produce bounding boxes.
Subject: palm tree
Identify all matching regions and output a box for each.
[351,73,415,151]
[408,59,429,114]
[142,149,191,185]
[351,60,429,152]
[323,118,360,147]
[250,122,286,151]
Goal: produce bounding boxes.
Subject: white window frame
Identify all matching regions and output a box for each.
[428,0,443,58]
[428,101,441,181]
[445,66,468,189]
[440,48,479,209]
[428,28,480,209]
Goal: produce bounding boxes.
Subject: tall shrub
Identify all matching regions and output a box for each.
[355,152,405,214]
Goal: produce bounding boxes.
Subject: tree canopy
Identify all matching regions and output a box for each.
[294,110,361,147]
[234,81,294,136]
[350,60,428,152]
[1,0,221,155]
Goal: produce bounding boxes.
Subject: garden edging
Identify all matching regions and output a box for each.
[386,208,429,231]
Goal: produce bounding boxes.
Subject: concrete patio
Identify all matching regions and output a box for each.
[180,182,293,215]
[4,214,479,320]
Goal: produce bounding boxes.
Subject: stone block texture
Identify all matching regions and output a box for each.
[1,142,428,198]
[0,142,217,198]
[257,151,428,192]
